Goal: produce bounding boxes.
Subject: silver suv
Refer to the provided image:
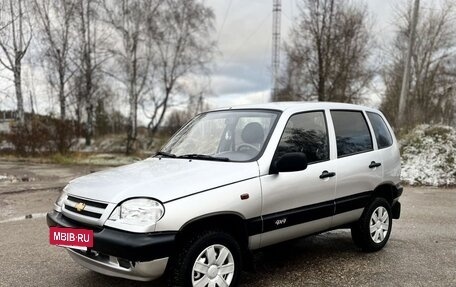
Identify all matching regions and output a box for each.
[47,102,402,287]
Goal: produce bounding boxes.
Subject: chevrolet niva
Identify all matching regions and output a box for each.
[47,102,402,287]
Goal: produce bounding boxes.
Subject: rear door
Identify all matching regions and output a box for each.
[366,111,401,185]
[259,110,336,247]
[330,110,383,227]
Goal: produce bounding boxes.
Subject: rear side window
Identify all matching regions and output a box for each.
[275,111,329,164]
[331,111,373,157]
[367,112,393,149]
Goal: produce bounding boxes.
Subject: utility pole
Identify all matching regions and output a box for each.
[398,0,420,127]
[271,0,281,101]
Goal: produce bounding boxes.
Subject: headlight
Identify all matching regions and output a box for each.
[54,188,68,211]
[108,198,164,226]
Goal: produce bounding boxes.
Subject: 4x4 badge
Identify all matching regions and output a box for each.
[275,218,287,226]
[75,202,86,212]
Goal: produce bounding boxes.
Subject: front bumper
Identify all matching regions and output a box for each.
[67,248,168,281]
[47,211,177,281]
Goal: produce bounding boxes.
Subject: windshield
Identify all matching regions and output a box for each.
[160,110,280,162]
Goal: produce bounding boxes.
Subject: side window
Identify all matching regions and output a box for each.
[367,112,393,149]
[275,111,329,164]
[331,111,373,157]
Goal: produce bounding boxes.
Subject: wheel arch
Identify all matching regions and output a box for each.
[176,212,250,250]
[372,182,398,206]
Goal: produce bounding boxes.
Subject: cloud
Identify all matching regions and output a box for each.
[211,75,257,95]
[208,89,271,109]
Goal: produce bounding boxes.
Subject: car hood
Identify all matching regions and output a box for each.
[65,157,260,204]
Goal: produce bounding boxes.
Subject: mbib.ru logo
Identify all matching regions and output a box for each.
[49,227,94,248]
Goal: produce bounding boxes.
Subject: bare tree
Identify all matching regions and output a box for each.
[72,0,106,146]
[0,0,32,124]
[278,0,374,103]
[101,0,160,154]
[381,1,456,128]
[33,0,76,120]
[145,0,215,135]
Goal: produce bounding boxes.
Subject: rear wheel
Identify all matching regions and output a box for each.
[351,198,392,252]
[168,230,242,287]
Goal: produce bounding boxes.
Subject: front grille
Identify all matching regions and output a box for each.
[64,205,102,218]
[63,195,108,221]
[67,195,108,209]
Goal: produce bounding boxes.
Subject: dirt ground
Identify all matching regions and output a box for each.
[0,160,104,195]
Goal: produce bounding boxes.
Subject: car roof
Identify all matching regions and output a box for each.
[215,101,379,113]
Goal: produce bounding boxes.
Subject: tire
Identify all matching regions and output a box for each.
[168,230,242,287]
[351,198,393,252]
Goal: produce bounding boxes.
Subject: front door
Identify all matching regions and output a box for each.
[259,110,336,247]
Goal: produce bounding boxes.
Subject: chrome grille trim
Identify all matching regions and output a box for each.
[62,195,114,226]
[65,198,106,214]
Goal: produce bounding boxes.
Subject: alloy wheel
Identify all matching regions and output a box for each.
[370,206,389,243]
[191,244,235,287]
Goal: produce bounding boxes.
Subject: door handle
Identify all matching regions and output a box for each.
[320,170,336,179]
[369,161,382,168]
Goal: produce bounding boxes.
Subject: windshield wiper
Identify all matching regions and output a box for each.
[155,151,177,158]
[178,154,230,162]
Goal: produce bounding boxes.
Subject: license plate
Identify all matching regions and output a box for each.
[50,227,94,250]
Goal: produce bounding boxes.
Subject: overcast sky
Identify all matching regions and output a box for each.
[206,0,396,109]
[207,0,445,109]
[0,0,444,119]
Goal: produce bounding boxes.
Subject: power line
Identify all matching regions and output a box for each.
[220,12,272,68]
[217,0,234,42]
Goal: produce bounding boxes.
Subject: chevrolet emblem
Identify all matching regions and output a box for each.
[75,202,86,212]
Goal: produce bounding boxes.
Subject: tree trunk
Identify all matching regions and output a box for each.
[126,54,136,154]
[14,63,24,125]
[316,38,326,101]
[59,69,66,120]
[150,89,170,136]
[126,88,137,154]
[85,103,93,146]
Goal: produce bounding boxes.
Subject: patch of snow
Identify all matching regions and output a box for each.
[400,124,456,187]
[0,174,19,183]
[0,174,36,183]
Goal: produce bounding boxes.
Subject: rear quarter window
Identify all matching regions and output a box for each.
[331,110,373,157]
[367,112,393,149]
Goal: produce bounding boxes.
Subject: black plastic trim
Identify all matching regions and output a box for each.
[64,205,102,218]
[392,201,401,219]
[319,171,336,179]
[262,201,334,233]
[246,217,263,236]
[368,161,382,168]
[247,191,374,236]
[394,184,403,199]
[334,191,372,215]
[47,211,176,262]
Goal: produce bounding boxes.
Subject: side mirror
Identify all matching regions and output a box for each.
[271,152,308,174]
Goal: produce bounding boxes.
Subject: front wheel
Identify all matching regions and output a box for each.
[351,198,393,252]
[168,230,242,287]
